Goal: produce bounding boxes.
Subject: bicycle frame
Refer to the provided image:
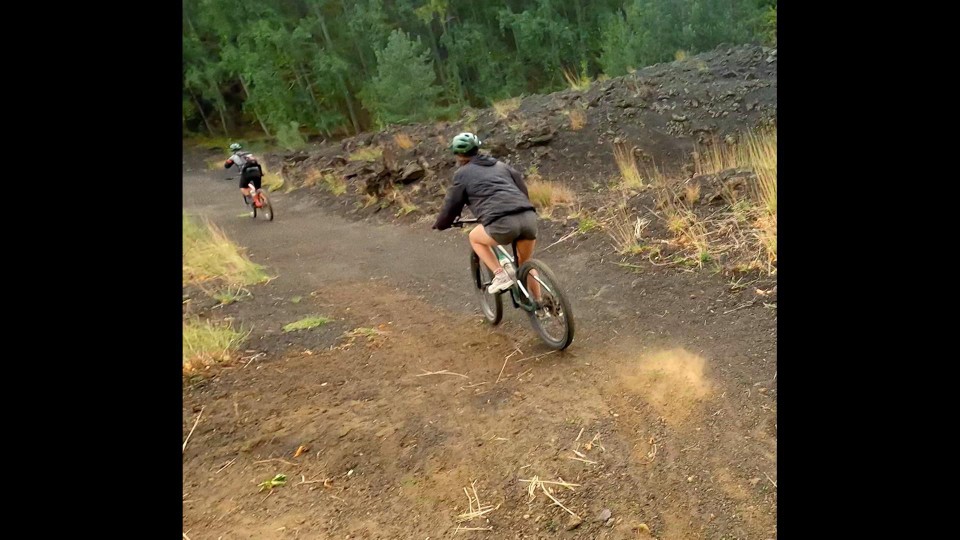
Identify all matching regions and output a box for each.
[453,216,552,311]
[492,244,557,313]
[247,182,262,207]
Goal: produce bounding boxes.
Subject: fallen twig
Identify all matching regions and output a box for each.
[494,356,510,384]
[213,457,237,474]
[723,301,756,315]
[456,480,499,523]
[417,370,469,379]
[244,352,266,368]
[495,347,522,384]
[519,478,580,489]
[299,474,331,485]
[540,484,579,519]
[515,350,558,363]
[586,432,605,452]
[182,407,204,454]
[541,230,581,252]
[254,458,298,466]
[765,472,777,488]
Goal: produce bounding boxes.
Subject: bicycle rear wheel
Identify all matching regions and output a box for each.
[259,190,274,221]
[517,259,574,350]
[470,252,502,325]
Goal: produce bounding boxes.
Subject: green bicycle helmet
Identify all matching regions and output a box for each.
[449,132,481,155]
[229,143,243,152]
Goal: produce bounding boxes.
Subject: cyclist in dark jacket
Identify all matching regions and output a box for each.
[433,132,538,294]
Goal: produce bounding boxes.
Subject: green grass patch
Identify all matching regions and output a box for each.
[283,316,333,333]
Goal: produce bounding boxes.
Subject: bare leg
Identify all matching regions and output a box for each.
[516,239,541,300]
[469,224,502,274]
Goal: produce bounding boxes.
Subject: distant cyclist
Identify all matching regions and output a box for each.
[224,142,264,215]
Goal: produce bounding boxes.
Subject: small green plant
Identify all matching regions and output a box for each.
[349,327,383,338]
[258,474,287,492]
[396,202,418,217]
[290,296,302,304]
[577,216,599,233]
[283,316,332,333]
[323,173,348,195]
[213,287,250,306]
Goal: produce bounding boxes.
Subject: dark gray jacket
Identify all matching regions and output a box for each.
[432,155,535,230]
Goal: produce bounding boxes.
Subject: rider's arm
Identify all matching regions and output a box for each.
[224,159,234,169]
[507,165,529,198]
[432,179,467,230]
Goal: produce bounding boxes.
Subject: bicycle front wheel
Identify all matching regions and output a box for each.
[517,259,574,350]
[470,251,502,325]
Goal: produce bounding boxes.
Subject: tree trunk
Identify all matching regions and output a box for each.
[295,63,324,120]
[574,0,586,67]
[425,22,446,86]
[189,89,216,135]
[239,75,272,137]
[216,99,230,137]
[314,4,361,134]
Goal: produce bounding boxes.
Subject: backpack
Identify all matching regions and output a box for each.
[239,153,263,183]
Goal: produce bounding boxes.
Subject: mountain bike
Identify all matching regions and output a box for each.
[229,176,274,221]
[452,217,574,350]
[244,181,274,221]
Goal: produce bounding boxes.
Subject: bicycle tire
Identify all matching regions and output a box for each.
[517,259,575,350]
[470,251,502,325]
[260,191,274,221]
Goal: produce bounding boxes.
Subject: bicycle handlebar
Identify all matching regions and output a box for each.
[451,217,479,228]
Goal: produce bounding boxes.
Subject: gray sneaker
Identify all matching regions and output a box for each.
[487,271,513,294]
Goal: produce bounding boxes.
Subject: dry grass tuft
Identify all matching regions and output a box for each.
[613,141,644,189]
[393,132,415,150]
[492,97,521,119]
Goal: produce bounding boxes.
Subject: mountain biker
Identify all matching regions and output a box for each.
[432,132,539,295]
[224,143,264,214]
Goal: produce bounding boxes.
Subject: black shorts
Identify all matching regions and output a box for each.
[486,210,538,245]
[239,173,262,190]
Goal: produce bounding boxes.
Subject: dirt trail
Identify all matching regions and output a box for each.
[182,167,776,539]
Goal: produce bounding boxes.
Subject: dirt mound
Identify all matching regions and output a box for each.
[253,44,776,274]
